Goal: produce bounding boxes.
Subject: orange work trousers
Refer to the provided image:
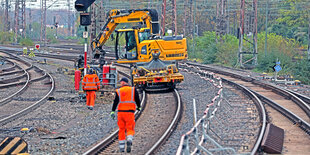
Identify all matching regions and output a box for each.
[117,112,135,141]
[86,91,96,107]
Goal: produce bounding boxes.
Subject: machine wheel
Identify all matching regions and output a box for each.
[168,82,176,90]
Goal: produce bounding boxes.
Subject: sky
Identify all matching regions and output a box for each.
[2,0,76,11]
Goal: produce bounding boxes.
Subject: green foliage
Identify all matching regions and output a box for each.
[293,59,310,85]
[46,27,58,44]
[188,31,238,65]
[26,22,41,40]
[19,38,34,46]
[65,36,80,40]
[215,35,239,66]
[188,31,310,84]
[0,31,14,44]
[256,32,297,74]
[274,0,309,45]
[189,31,217,63]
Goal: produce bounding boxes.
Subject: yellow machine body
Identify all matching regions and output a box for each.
[132,65,184,88]
[114,28,187,64]
[91,9,187,88]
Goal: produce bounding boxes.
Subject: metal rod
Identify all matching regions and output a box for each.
[84,27,88,76]
[193,99,197,125]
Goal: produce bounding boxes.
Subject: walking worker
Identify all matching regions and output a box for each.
[110,77,141,153]
[82,68,100,110]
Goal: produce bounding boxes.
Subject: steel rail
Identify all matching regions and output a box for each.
[185,62,310,118]
[83,90,146,155]
[0,72,27,85]
[83,89,181,155]
[285,89,310,105]
[221,78,267,155]
[254,92,310,134]
[178,64,266,154]
[181,62,310,152]
[0,56,31,106]
[0,59,16,72]
[145,88,182,155]
[0,52,55,125]
[0,66,46,89]
[83,69,143,155]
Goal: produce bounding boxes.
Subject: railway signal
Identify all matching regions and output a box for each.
[75,0,96,11]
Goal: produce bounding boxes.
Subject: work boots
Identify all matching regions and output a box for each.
[126,135,133,153]
[126,141,132,153]
[119,140,125,153]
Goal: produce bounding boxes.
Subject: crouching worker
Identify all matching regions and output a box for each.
[82,68,100,110]
[110,77,141,153]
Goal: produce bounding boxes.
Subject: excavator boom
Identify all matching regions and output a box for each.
[92,9,159,52]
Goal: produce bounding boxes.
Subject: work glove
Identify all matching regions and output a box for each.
[110,111,115,120]
[137,107,141,112]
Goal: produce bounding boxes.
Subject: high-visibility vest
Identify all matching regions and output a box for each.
[116,86,136,111]
[82,74,100,91]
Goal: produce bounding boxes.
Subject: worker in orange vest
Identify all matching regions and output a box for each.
[82,68,100,110]
[110,77,141,153]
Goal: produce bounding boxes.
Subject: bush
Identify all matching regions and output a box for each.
[256,32,297,74]
[19,38,34,46]
[0,31,14,44]
[293,59,310,85]
[188,31,239,65]
[187,31,310,84]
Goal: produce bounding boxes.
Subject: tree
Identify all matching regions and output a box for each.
[275,0,309,44]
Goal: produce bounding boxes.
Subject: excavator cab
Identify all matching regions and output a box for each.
[115,29,137,60]
[115,28,151,62]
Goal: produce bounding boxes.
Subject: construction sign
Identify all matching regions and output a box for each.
[35,44,40,50]
[28,48,35,58]
[23,47,28,55]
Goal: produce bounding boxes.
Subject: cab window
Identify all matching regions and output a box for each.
[126,31,136,51]
[138,30,151,43]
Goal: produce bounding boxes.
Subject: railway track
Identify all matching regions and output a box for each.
[84,88,181,155]
[177,64,266,154]
[0,58,16,72]
[83,64,182,155]
[0,51,55,125]
[181,62,310,154]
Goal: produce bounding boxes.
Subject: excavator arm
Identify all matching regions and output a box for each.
[91,9,159,53]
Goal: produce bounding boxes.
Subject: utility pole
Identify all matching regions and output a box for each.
[173,0,177,35]
[68,0,71,36]
[14,0,19,43]
[192,0,196,55]
[14,0,26,42]
[237,0,258,68]
[193,0,196,38]
[40,0,46,46]
[161,0,166,35]
[161,0,177,36]
[265,0,268,58]
[183,0,188,36]
[29,9,32,38]
[308,11,310,61]
[98,0,105,30]
[4,0,9,31]
[189,0,193,37]
[90,2,97,63]
[22,0,25,37]
[216,0,227,42]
